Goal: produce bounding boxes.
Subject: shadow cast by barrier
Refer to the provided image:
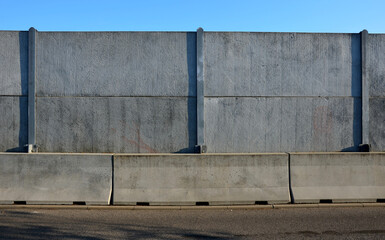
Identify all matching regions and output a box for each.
[6,31,28,152]
[0,211,234,240]
[175,32,197,153]
[342,34,362,152]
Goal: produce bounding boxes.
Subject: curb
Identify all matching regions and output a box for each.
[0,203,384,210]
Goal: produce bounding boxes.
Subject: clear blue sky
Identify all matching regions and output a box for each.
[1,0,384,33]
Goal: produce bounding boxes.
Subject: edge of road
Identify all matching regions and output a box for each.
[0,203,384,210]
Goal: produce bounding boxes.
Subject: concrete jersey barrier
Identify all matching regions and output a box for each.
[0,153,113,205]
[113,153,290,205]
[1,152,385,205]
[290,152,385,203]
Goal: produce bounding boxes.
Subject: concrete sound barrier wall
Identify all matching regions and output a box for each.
[1,30,385,153]
[35,32,197,154]
[204,32,362,153]
[113,153,290,205]
[290,152,385,203]
[0,153,112,205]
[368,34,385,151]
[0,31,28,152]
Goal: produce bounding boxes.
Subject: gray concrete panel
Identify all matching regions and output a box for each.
[0,31,28,96]
[0,97,27,152]
[36,97,196,153]
[370,98,385,151]
[205,97,361,153]
[204,32,361,97]
[361,30,369,145]
[368,34,385,97]
[196,28,205,146]
[290,153,385,203]
[28,28,37,150]
[36,32,197,97]
[0,153,112,204]
[113,154,290,205]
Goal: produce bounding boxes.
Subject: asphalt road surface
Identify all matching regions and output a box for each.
[1,206,385,239]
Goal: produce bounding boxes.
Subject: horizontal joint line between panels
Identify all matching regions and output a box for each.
[0,95,28,97]
[36,96,197,98]
[205,96,361,98]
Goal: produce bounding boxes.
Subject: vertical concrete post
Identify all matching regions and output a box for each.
[28,27,37,153]
[196,27,206,153]
[360,29,370,152]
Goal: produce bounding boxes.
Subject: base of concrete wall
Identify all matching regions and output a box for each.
[290,152,385,203]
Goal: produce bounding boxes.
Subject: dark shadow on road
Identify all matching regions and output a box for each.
[0,210,234,240]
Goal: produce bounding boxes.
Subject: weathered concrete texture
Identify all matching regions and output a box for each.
[196,28,205,146]
[370,98,385,151]
[204,32,361,97]
[36,32,197,97]
[0,31,28,96]
[0,97,27,152]
[290,153,385,203]
[36,97,196,153]
[113,154,290,205]
[205,97,361,153]
[0,153,112,204]
[368,34,385,97]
